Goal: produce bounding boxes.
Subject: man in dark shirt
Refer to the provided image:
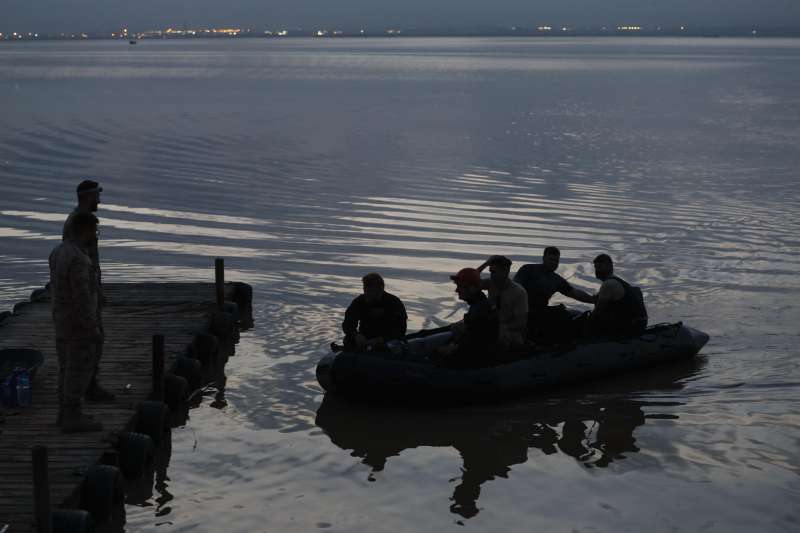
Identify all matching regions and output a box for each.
[342,273,408,351]
[514,247,596,342]
[437,268,499,367]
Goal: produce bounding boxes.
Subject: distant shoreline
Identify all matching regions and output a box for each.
[2,26,800,42]
[3,34,800,44]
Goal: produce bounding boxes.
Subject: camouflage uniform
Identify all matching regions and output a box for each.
[63,208,104,386]
[49,240,100,410]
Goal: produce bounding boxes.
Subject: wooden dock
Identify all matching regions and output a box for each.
[0,276,250,532]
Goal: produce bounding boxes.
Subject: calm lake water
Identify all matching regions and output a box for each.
[1,37,799,532]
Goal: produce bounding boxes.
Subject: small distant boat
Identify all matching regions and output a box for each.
[129,40,137,45]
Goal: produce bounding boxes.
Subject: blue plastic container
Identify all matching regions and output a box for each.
[16,370,31,407]
[1,368,29,407]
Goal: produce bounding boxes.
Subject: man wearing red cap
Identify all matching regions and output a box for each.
[62,180,115,402]
[436,268,499,367]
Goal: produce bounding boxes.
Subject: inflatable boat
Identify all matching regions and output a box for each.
[316,321,709,403]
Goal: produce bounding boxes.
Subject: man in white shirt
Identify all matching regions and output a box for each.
[477,255,528,349]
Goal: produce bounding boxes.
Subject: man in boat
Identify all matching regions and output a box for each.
[436,268,499,367]
[62,179,115,402]
[342,273,408,351]
[513,246,596,342]
[476,255,528,350]
[588,254,648,338]
[50,212,104,433]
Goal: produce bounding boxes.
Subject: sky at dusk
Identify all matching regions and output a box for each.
[1,0,799,33]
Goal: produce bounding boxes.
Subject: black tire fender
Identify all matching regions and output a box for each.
[222,301,240,323]
[51,509,94,533]
[135,400,170,446]
[117,431,154,479]
[163,374,189,408]
[173,356,203,390]
[82,464,124,522]
[188,332,219,366]
[210,309,236,339]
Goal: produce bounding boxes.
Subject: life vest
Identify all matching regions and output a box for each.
[608,276,648,333]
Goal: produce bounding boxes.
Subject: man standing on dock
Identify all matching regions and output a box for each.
[62,180,115,402]
[50,212,104,432]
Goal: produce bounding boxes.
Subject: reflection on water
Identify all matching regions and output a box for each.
[316,357,703,519]
[1,37,799,531]
[122,317,240,528]
[124,431,174,521]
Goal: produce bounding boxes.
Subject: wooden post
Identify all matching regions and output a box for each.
[152,334,164,401]
[32,445,51,533]
[215,258,225,309]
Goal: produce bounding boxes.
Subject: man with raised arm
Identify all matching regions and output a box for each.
[476,255,528,350]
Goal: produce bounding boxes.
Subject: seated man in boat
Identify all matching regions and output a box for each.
[513,246,596,343]
[476,255,528,350]
[342,273,408,351]
[587,254,648,338]
[436,268,499,367]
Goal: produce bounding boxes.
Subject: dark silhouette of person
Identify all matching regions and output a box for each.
[50,212,104,432]
[342,273,407,351]
[513,246,596,342]
[435,268,498,367]
[476,255,528,349]
[589,254,648,338]
[62,179,115,402]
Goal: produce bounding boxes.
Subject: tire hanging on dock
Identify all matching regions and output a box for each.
[135,400,170,446]
[51,509,93,533]
[81,464,124,522]
[117,431,155,479]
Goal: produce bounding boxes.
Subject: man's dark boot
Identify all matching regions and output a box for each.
[61,406,103,433]
[86,379,116,402]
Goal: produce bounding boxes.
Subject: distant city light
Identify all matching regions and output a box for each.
[0,23,790,42]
